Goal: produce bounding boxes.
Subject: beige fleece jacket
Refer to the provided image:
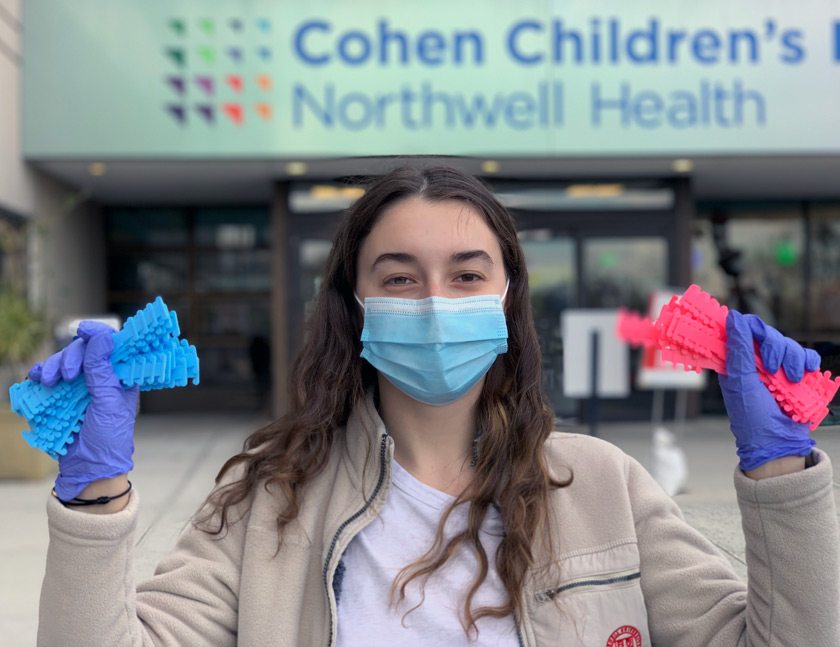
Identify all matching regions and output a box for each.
[38,396,840,646]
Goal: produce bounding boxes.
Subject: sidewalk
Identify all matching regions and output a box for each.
[2,413,838,644]
[0,412,259,644]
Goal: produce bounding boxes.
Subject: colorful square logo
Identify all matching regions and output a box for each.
[163,18,274,126]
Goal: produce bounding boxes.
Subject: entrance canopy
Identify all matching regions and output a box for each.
[22,0,840,199]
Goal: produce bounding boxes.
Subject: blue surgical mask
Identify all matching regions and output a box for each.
[356,282,509,405]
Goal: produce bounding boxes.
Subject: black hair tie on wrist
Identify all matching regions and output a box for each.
[52,481,132,507]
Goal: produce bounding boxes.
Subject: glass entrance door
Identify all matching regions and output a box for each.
[285,181,680,422]
[519,225,672,421]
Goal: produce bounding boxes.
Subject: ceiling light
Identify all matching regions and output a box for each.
[672,158,694,173]
[565,183,624,198]
[342,187,365,199]
[480,160,501,174]
[88,162,107,176]
[285,161,308,176]
[310,185,339,198]
[310,185,365,200]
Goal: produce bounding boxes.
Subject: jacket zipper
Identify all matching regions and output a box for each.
[322,433,390,646]
[535,570,641,603]
[515,614,526,647]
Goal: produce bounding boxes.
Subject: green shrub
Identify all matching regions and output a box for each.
[0,289,46,368]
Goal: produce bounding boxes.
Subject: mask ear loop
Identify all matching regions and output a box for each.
[500,278,511,305]
[354,293,366,311]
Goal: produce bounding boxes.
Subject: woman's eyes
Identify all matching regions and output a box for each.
[384,273,484,286]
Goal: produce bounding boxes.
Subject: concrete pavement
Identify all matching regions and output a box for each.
[1,412,838,645]
[0,412,259,645]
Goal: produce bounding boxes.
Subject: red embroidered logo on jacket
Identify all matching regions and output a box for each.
[606,625,642,647]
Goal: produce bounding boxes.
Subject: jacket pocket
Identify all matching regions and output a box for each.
[528,542,650,647]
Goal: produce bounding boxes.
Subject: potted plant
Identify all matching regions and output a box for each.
[0,287,54,478]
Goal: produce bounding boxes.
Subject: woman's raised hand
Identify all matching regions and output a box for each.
[718,310,821,472]
[28,321,139,500]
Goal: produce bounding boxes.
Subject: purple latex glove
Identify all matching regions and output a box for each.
[28,321,138,500]
[719,310,821,471]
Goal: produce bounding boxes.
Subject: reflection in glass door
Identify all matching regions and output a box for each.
[583,237,668,312]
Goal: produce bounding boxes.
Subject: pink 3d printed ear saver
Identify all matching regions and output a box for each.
[617,285,840,431]
[9,297,200,458]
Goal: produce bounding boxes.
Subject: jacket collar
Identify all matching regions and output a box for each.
[341,389,392,493]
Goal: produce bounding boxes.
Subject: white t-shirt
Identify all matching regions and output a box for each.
[336,458,519,646]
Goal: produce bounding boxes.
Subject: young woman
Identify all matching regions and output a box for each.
[35,166,839,646]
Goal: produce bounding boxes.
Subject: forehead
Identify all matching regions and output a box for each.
[361,196,502,255]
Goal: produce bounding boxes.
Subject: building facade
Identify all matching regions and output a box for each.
[6,0,840,420]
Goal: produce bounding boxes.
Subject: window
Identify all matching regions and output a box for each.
[0,211,26,293]
[809,204,840,333]
[693,206,804,335]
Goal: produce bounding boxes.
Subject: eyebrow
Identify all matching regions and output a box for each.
[451,249,495,265]
[371,249,495,271]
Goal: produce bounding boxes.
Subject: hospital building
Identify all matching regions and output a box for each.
[2,0,839,421]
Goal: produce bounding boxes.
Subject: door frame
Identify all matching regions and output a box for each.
[284,210,343,371]
[510,208,683,305]
[507,180,694,421]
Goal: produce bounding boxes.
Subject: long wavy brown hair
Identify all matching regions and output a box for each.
[201,165,571,636]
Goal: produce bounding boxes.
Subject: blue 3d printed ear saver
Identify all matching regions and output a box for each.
[8,297,200,459]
